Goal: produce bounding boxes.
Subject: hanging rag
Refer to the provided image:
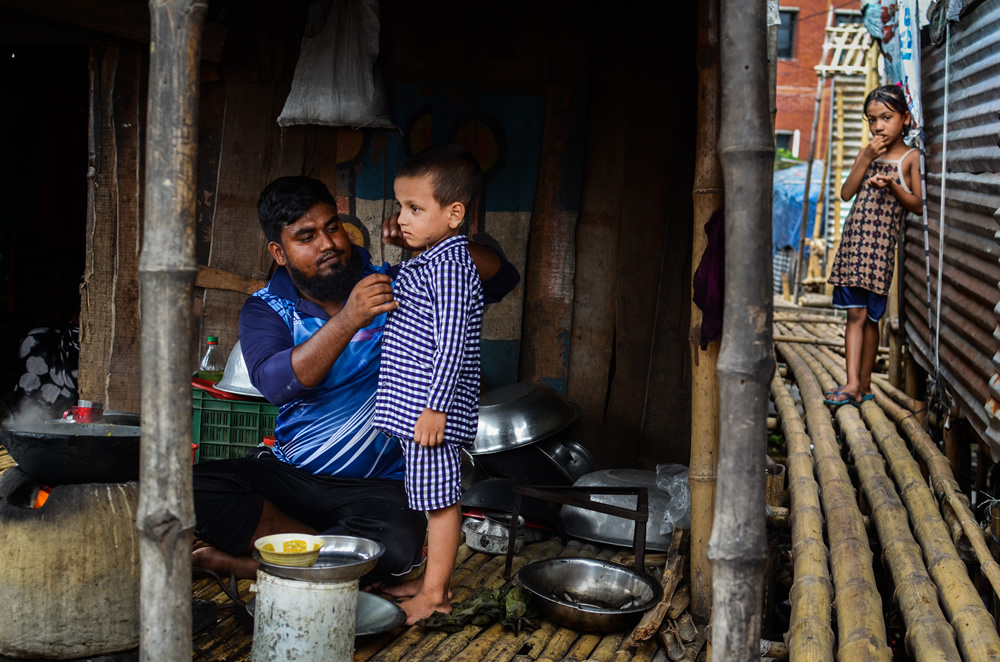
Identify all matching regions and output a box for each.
[692,205,725,350]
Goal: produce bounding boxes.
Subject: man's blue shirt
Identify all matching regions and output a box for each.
[238,247,405,480]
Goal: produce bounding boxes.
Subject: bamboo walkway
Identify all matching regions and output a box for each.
[774,311,1000,662]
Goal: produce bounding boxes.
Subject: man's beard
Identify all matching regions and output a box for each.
[286,248,366,304]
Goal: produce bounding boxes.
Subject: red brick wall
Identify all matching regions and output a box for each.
[776,0,832,160]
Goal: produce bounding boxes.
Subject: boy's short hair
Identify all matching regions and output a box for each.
[397,144,482,212]
[257,176,336,244]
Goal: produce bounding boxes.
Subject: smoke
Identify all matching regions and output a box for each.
[6,397,59,429]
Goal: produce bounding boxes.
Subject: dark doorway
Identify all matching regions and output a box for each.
[0,40,89,408]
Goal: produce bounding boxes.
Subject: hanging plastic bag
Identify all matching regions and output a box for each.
[656,463,691,534]
[278,0,396,129]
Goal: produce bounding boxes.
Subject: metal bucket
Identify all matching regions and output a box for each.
[251,572,358,662]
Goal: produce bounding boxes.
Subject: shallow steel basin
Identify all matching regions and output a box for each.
[517,557,661,632]
[471,383,579,455]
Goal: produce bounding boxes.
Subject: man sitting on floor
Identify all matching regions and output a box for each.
[192,176,518,585]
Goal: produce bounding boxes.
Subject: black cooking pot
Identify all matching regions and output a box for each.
[461,478,561,525]
[473,442,573,486]
[0,421,141,485]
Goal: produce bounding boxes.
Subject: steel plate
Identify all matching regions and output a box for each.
[254,535,384,581]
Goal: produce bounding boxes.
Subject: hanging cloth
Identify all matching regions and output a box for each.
[277,0,396,129]
[693,205,725,350]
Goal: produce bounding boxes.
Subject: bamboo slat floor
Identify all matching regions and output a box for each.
[0,447,675,661]
[189,538,653,662]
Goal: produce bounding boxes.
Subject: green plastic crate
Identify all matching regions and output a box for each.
[193,388,279,462]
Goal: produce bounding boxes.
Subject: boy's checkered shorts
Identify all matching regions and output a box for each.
[399,438,464,511]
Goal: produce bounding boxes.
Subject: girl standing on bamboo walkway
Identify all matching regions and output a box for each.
[825,85,922,407]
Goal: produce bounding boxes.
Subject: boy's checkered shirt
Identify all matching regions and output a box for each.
[374,235,484,444]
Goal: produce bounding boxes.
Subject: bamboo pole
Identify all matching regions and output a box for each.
[805,127,831,281]
[139,1,207,660]
[869,377,1000,600]
[770,372,834,661]
[828,92,846,261]
[774,312,845,324]
[688,0,722,625]
[793,346,961,661]
[871,375,923,414]
[709,3,772,658]
[792,4,835,302]
[777,343,890,661]
[805,346,1000,660]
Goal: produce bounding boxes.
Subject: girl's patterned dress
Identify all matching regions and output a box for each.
[828,147,916,296]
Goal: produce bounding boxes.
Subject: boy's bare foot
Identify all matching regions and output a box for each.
[192,546,259,580]
[400,591,452,625]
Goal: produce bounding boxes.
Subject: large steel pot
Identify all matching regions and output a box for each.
[0,421,141,485]
[560,469,674,551]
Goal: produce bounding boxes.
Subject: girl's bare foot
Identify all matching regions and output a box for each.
[400,591,452,625]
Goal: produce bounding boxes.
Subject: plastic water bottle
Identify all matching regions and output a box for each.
[197,336,225,382]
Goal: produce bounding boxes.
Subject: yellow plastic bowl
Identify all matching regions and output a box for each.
[254,533,325,567]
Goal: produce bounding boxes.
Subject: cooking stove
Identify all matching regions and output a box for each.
[0,464,140,660]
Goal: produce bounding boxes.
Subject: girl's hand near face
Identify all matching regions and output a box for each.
[862,135,889,162]
[844,135,889,201]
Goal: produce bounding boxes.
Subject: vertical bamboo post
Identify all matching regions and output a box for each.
[827,92,847,278]
[792,3,834,302]
[708,1,773,658]
[806,114,830,281]
[139,1,206,660]
[688,0,722,626]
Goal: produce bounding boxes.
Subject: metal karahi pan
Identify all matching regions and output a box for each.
[0,421,141,485]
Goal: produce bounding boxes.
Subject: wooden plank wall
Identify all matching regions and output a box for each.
[516,8,592,394]
[78,0,700,469]
[79,42,146,410]
[565,5,698,468]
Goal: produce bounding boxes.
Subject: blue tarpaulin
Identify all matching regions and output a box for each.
[772,160,825,255]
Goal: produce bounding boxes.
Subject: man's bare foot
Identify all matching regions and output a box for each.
[381,576,423,598]
[192,546,259,580]
[400,591,452,625]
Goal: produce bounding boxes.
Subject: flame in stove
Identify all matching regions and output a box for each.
[33,486,52,509]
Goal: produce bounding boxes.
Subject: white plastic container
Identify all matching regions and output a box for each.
[251,571,358,662]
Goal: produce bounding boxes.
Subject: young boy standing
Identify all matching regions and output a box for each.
[373,145,484,624]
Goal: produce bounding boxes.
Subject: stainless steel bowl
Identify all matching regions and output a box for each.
[214,339,265,398]
[253,535,384,581]
[560,469,674,551]
[471,383,579,455]
[517,557,661,632]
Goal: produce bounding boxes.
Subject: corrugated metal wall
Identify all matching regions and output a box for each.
[904,0,1000,457]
